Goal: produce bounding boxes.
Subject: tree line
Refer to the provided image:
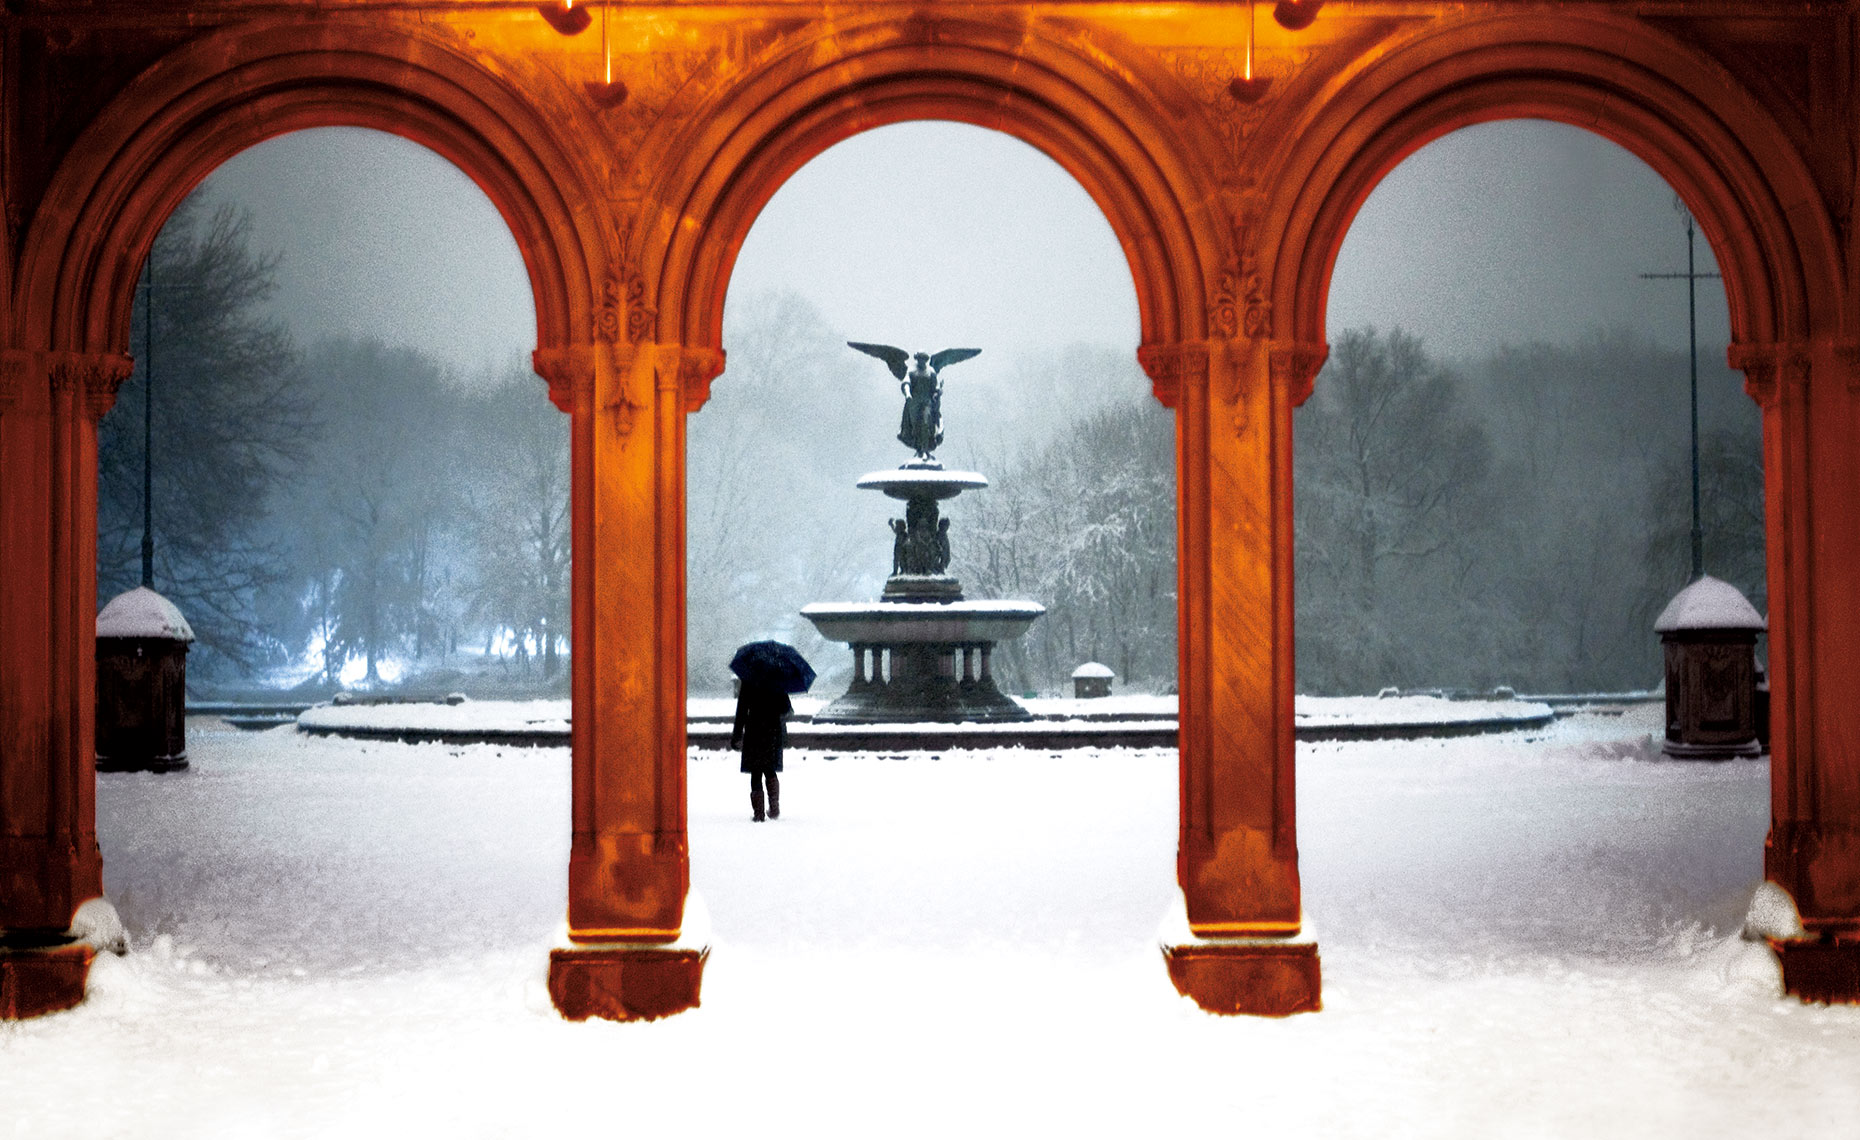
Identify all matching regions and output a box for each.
[101,192,1765,698]
[99,197,568,692]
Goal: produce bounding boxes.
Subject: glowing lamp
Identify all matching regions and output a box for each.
[1273,1,1324,30]
[538,1,592,35]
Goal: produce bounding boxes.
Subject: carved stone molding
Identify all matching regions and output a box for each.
[1209,218,1271,342]
[1728,342,1812,410]
[46,351,135,421]
[1269,342,1329,409]
[532,345,597,415]
[679,346,727,413]
[0,350,28,411]
[1137,342,1210,409]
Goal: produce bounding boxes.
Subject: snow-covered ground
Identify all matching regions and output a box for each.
[4,705,1856,1138]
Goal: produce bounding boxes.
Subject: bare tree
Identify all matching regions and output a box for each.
[97,192,311,677]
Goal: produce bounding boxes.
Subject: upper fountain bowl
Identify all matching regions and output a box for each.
[856,467,988,501]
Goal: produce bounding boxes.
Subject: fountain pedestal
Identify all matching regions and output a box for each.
[802,464,1043,723]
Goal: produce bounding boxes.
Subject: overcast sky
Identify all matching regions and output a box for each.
[200,118,1731,383]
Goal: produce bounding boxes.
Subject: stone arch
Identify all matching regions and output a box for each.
[631,14,1231,399]
[1256,10,1843,359]
[14,19,603,361]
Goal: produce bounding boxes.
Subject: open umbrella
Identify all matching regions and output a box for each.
[729,640,817,694]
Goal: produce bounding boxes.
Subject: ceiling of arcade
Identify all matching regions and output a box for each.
[2,2,1853,362]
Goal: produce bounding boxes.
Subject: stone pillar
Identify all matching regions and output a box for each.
[536,341,722,1021]
[0,349,129,1017]
[1732,340,1860,1001]
[1141,338,1325,1015]
[852,644,869,689]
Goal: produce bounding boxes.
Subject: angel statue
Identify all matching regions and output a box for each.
[848,343,982,462]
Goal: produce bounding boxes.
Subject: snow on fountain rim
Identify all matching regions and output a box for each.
[96,586,195,641]
[802,600,1045,617]
[856,468,989,495]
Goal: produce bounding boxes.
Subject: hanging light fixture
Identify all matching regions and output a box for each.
[537,0,592,36]
[1273,1,1324,30]
[584,4,628,106]
[1228,0,1274,103]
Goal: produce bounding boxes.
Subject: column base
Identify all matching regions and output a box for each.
[1769,936,1860,1004]
[0,938,94,1020]
[1159,898,1321,1016]
[548,891,710,1022]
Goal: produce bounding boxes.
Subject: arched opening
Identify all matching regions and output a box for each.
[686,120,1176,962]
[92,125,570,979]
[1295,120,1770,994]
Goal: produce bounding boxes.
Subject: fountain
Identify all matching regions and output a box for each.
[800,344,1044,722]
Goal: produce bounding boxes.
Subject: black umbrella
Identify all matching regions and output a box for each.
[729,640,817,694]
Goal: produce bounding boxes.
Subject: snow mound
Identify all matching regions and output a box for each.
[1742,881,1806,941]
[1653,575,1765,633]
[96,586,195,641]
[68,897,128,955]
[1071,662,1114,679]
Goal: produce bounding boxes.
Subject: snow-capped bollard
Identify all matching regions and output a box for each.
[1653,576,1764,760]
[95,587,194,773]
[1071,661,1113,699]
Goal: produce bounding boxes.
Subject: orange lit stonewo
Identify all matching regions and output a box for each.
[3,2,1858,1021]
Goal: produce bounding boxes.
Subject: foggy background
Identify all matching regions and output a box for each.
[98,119,1761,699]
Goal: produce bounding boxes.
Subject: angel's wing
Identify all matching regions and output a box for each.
[848,342,911,380]
[928,348,982,371]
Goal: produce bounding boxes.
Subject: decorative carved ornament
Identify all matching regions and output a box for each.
[1728,342,1812,410]
[1269,342,1329,409]
[1204,209,1273,344]
[679,346,726,413]
[1136,342,1209,409]
[47,351,135,421]
[533,345,596,415]
[611,220,657,345]
[1154,44,1314,171]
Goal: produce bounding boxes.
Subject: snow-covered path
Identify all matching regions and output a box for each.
[3,709,1855,1138]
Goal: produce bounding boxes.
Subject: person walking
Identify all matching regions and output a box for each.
[731,678,791,822]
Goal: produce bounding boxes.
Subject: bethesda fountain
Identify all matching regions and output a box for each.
[800,343,1044,722]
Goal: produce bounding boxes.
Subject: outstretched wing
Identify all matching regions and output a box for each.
[928,348,981,371]
[848,342,910,380]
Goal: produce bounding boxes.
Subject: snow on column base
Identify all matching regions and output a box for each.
[548,890,711,1022]
[1158,892,1321,1016]
[0,940,93,1019]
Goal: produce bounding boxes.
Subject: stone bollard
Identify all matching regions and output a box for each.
[1071,661,1114,699]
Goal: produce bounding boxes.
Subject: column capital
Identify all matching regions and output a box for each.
[678,346,726,413]
[532,344,596,415]
[1268,341,1329,408]
[1136,341,1209,409]
[1728,341,1812,410]
[46,351,134,421]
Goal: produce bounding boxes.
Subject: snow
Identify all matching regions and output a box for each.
[1653,575,1766,633]
[95,586,195,642]
[1296,693,1552,727]
[297,698,571,734]
[6,706,1855,1138]
[1071,661,1114,679]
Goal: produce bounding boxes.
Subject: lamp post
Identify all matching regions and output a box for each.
[1639,201,1721,582]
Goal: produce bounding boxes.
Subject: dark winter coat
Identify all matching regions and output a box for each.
[731,685,791,774]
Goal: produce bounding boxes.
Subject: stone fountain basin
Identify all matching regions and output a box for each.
[856,468,988,500]
[801,600,1045,643]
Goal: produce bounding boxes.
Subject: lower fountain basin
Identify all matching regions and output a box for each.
[800,600,1045,644]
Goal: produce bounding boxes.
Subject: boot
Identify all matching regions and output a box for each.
[750,780,766,822]
[767,773,780,820]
